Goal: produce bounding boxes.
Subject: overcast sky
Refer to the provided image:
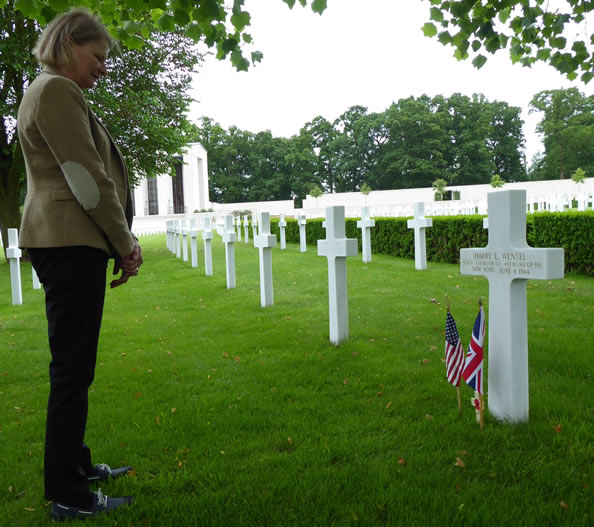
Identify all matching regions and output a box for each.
[189,0,592,163]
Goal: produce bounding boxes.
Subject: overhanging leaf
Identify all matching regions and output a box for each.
[14,0,39,18]
[422,22,438,38]
[174,9,191,26]
[311,0,327,14]
[185,23,202,42]
[472,54,488,69]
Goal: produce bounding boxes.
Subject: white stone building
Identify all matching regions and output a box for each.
[132,142,210,217]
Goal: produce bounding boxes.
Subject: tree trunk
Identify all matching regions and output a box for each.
[0,146,24,259]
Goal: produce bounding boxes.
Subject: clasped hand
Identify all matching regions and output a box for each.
[110,239,143,288]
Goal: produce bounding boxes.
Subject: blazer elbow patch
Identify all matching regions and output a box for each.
[60,161,100,210]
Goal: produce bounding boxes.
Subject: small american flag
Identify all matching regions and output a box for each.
[462,306,485,394]
[445,311,464,387]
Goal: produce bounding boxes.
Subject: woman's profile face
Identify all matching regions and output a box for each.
[63,39,109,90]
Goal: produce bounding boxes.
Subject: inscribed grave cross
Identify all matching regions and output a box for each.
[254,212,277,307]
[279,213,287,250]
[181,219,189,262]
[190,218,198,268]
[317,206,358,344]
[357,206,375,263]
[251,214,258,242]
[202,216,213,276]
[243,215,249,243]
[175,220,181,258]
[235,216,241,242]
[407,202,432,270]
[7,228,23,305]
[298,215,307,253]
[222,215,237,288]
[460,190,564,423]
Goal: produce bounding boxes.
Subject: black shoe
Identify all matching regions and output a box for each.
[50,489,133,522]
[88,463,133,482]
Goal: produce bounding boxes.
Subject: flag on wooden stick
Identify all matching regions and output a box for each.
[462,304,485,394]
[445,310,465,387]
[463,301,486,431]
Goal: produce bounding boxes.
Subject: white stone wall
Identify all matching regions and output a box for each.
[133,142,209,217]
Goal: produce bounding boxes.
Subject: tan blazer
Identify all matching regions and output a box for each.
[17,67,135,258]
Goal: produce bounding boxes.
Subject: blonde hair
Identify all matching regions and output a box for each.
[33,8,115,69]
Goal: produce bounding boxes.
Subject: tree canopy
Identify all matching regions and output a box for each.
[529,87,594,179]
[0,1,201,250]
[198,93,527,204]
[87,30,202,186]
[9,0,328,71]
[424,0,593,83]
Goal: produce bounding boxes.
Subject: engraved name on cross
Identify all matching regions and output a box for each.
[317,206,358,345]
[460,190,564,423]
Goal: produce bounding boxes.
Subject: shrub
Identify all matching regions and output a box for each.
[270,211,593,275]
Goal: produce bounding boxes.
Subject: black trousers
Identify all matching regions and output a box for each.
[29,246,108,509]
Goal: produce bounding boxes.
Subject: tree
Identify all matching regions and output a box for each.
[382,96,450,189]
[360,182,372,195]
[529,88,594,179]
[300,116,339,192]
[0,0,38,253]
[490,174,505,189]
[331,105,370,192]
[0,11,201,251]
[571,167,586,184]
[308,183,323,207]
[432,178,447,201]
[87,31,202,186]
[13,0,328,72]
[424,0,593,83]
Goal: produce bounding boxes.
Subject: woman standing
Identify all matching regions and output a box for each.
[18,8,142,521]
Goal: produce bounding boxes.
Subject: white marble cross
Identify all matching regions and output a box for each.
[251,214,258,244]
[243,215,249,243]
[279,213,287,250]
[7,228,23,305]
[317,206,358,345]
[357,206,375,263]
[166,220,175,253]
[298,215,307,253]
[460,190,564,423]
[222,215,237,288]
[236,216,242,242]
[190,218,198,268]
[202,216,213,276]
[32,267,41,290]
[254,212,277,307]
[407,202,432,270]
[175,220,181,258]
[181,219,189,262]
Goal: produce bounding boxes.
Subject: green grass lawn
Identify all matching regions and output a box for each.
[0,234,592,526]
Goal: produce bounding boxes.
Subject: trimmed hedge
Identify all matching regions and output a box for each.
[270,211,593,276]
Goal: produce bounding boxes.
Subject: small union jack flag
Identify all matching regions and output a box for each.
[462,305,486,394]
[445,311,464,387]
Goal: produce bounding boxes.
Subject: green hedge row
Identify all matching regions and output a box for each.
[269,211,593,276]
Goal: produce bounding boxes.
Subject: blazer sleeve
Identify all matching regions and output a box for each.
[35,76,134,258]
